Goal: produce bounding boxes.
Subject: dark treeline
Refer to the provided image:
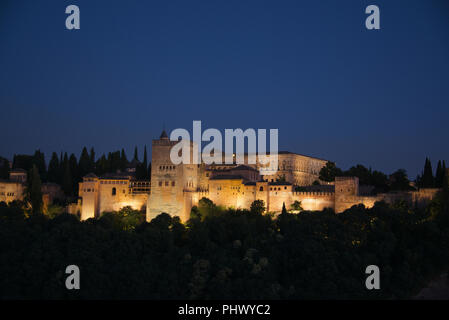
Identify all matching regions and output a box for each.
[416,158,447,189]
[0,156,9,179]
[319,158,447,193]
[0,180,448,299]
[0,147,151,197]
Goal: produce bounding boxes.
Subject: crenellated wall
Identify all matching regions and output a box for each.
[293,191,335,211]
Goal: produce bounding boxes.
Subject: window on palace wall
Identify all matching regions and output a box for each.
[259,187,263,191]
[112,188,116,196]
[165,181,169,186]
[159,181,162,187]
[172,181,175,186]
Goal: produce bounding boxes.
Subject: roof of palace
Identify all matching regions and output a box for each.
[231,165,258,172]
[209,174,245,181]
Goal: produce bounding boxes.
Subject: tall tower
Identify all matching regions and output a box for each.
[334,176,359,213]
[146,130,198,222]
[79,173,100,220]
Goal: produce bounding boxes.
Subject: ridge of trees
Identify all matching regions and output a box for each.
[319,158,447,193]
[3,147,152,198]
[1,189,448,299]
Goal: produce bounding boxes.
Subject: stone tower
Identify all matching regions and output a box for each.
[79,173,100,220]
[146,130,198,222]
[334,176,359,213]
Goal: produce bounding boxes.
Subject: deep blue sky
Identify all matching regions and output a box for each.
[1,0,448,178]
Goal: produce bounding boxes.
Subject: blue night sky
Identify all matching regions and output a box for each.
[0,0,448,178]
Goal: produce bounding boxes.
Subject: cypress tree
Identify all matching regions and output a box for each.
[281,202,288,215]
[47,152,60,183]
[79,147,91,177]
[110,151,121,173]
[62,161,73,196]
[0,157,10,180]
[90,147,95,172]
[96,154,108,175]
[133,146,139,162]
[28,165,43,214]
[33,150,46,180]
[120,149,128,171]
[435,160,444,188]
[143,145,148,178]
[422,157,434,188]
[69,154,78,194]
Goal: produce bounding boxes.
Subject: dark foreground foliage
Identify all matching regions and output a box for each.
[1,194,449,300]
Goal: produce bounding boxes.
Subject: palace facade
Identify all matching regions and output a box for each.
[75,131,440,221]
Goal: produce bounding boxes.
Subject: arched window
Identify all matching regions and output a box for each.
[112,187,116,196]
[259,186,264,191]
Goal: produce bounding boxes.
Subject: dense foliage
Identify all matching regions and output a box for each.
[1,189,448,300]
[8,146,151,200]
[319,158,446,193]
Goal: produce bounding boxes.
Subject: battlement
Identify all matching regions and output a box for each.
[293,191,334,197]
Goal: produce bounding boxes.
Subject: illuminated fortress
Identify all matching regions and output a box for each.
[76,131,439,221]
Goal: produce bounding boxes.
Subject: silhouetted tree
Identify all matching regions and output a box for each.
[33,150,46,181]
[47,152,60,183]
[435,160,445,188]
[143,145,148,178]
[120,149,128,171]
[250,200,265,215]
[390,169,412,191]
[0,157,10,179]
[62,161,73,196]
[96,154,108,175]
[319,161,343,182]
[133,146,138,161]
[281,202,287,214]
[290,200,303,212]
[78,147,91,178]
[27,165,43,214]
[89,147,95,171]
[421,157,434,188]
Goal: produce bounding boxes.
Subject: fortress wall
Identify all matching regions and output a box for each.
[292,192,335,211]
[334,195,379,213]
[375,188,439,207]
[99,182,127,212]
[241,185,257,209]
[67,201,81,216]
[334,177,360,213]
[0,182,25,204]
[267,185,293,212]
[255,182,269,212]
[412,188,439,206]
[208,179,245,209]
